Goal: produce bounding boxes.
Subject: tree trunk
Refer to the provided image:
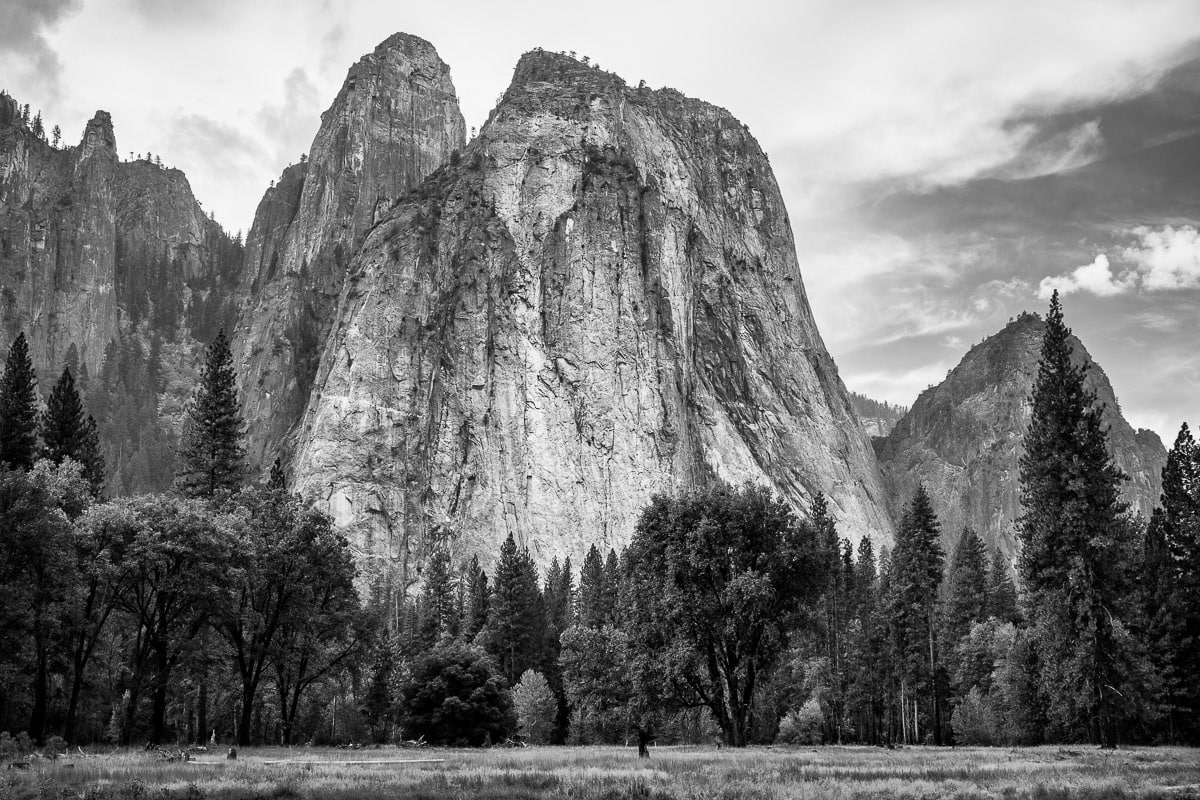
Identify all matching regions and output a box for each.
[637,727,651,758]
[198,682,208,744]
[150,644,170,744]
[29,649,49,743]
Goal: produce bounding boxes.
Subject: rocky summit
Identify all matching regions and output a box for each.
[875,312,1166,564]
[289,49,894,585]
[0,93,239,384]
[234,33,466,471]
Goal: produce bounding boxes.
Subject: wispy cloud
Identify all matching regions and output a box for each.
[256,68,321,166]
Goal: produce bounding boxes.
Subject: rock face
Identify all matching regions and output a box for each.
[875,312,1166,563]
[235,33,466,472]
[0,93,236,382]
[291,50,894,586]
[849,391,907,438]
[1,101,118,374]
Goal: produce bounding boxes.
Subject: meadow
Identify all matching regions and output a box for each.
[2,745,1199,800]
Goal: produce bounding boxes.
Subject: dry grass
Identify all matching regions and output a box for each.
[2,744,1198,800]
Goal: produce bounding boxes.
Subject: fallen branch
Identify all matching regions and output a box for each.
[259,758,446,766]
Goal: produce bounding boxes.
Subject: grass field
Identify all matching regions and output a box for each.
[2,745,1198,800]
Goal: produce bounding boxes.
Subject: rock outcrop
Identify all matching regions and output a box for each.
[235,33,466,471]
[875,312,1166,563]
[0,93,237,382]
[1,101,117,374]
[291,50,894,585]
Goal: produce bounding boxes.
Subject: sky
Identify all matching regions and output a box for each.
[2,0,1198,442]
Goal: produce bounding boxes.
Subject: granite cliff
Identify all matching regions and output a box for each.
[0,94,241,374]
[875,312,1166,563]
[234,33,466,471]
[290,50,894,585]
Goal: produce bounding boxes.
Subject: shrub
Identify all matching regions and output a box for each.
[951,687,999,745]
[400,643,516,746]
[512,670,557,744]
[776,698,823,745]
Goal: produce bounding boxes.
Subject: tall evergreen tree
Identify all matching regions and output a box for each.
[985,549,1019,624]
[482,533,546,684]
[943,528,988,648]
[1145,423,1200,741]
[41,368,88,465]
[175,329,244,498]
[417,548,458,650]
[0,333,39,470]
[887,485,945,744]
[1017,291,1138,747]
[578,545,609,628]
[462,557,489,641]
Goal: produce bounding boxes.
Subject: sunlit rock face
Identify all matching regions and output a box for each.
[291,50,894,585]
[235,33,466,472]
[875,312,1166,564]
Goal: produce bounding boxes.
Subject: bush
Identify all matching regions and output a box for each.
[776,698,823,745]
[512,670,557,744]
[400,643,516,746]
[951,687,998,745]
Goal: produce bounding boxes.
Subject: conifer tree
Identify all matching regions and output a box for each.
[1017,291,1137,747]
[463,556,489,641]
[175,329,244,498]
[417,548,458,650]
[41,368,88,465]
[985,549,1019,624]
[482,533,546,684]
[0,333,39,470]
[887,485,945,744]
[578,544,609,628]
[1145,423,1200,741]
[943,528,988,649]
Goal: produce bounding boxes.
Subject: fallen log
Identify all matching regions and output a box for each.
[259,758,446,766]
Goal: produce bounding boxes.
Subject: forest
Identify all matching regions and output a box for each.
[0,294,1197,755]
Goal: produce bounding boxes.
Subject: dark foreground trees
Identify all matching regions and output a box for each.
[626,484,827,747]
[400,644,516,745]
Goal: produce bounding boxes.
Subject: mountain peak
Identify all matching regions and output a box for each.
[877,313,1166,564]
[78,110,116,159]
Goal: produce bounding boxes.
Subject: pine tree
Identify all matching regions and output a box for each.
[0,333,39,470]
[943,528,988,649]
[985,549,1019,624]
[1146,423,1200,741]
[417,548,458,650]
[41,368,88,465]
[482,533,546,684]
[1017,291,1137,747]
[462,557,489,641]
[578,545,608,628]
[888,485,946,744]
[79,415,105,497]
[175,329,244,498]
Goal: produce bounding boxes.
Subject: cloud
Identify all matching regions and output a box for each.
[1122,225,1200,290]
[1001,118,1106,179]
[1037,226,1200,298]
[0,0,81,100]
[256,68,321,166]
[124,0,238,27]
[1037,254,1136,299]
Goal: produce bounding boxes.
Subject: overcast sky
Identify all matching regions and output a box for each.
[3,0,1198,442]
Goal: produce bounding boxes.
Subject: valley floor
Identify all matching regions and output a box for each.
[3,744,1199,800]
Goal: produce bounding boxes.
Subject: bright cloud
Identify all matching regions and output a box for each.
[1037,254,1135,299]
[1038,226,1200,298]
[1123,225,1200,290]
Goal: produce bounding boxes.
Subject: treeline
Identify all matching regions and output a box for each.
[2,294,1198,752]
[0,332,363,749]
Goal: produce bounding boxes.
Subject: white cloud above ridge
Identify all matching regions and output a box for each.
[1037,225,1200,299]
